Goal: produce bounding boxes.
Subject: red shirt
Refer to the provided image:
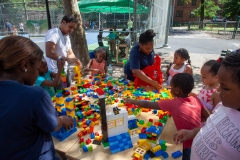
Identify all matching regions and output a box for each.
[158,96,204,149]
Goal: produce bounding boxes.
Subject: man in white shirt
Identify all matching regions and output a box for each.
[45,15,82,87]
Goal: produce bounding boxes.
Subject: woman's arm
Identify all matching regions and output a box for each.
[132,69,161,89]
[201,106,210,122]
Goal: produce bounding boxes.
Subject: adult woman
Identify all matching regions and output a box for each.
[124,29,161,89]
[0,36,73,159]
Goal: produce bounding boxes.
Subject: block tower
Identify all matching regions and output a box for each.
[73,65,82,86]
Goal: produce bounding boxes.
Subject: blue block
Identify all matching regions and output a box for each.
[90,132,95,139]
[144,153,150,160]
[108,132,133,154]
[153,109,158,114]
[51,118,77,141]
[139,133,147,139]
[82,145,88,152]
[162,151,169,159]
[155,150,164,157]
[86,120,91,126]
[172,150,183,159]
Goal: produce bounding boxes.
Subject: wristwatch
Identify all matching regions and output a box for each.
[58,56,62,60]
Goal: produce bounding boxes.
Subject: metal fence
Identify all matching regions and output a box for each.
[0,0,169,46]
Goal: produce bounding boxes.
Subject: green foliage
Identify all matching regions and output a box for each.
[192,0,220,18]
[222,0,240,20]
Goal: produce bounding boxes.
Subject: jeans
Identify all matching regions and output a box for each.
[182,148,191,160]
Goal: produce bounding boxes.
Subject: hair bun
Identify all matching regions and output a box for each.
[144,29,156,39]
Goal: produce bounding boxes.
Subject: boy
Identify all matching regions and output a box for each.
[98,30,104,47]
[125,73,210,160]
[35,57,65,98]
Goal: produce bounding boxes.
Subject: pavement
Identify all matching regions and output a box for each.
[35,27,240,93]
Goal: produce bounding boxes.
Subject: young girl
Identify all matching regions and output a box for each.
[84,48,107,76]
[174,52,240,160]
[166,48,193,85]
[197,60,221,113]
[35,57,65,97]
[125,73,210,160]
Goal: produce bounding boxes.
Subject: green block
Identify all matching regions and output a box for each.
[147,122,152,127]
[80,142,86,148]
[161,146,167,151]
[87,145,93,151]
[147,134,152,138]
[102,141,109,148]
[139,120,145,125]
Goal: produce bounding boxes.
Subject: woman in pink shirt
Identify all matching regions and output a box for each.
[84,48,107,76]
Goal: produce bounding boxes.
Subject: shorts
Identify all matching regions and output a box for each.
[109,39,116,51]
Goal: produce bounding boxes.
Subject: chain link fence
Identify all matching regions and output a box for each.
[0,0,169,46]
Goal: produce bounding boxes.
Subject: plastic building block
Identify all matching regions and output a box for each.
[146,150,155,158]
[87,145,93,151]
[134,55,163,88]
[108,132,133,154]
[162,151,169,159]
[51,118,77,141]
[86,138,92,145]
[172,150,183,159]
[92,140,101,145]
[139,133,147,139]
[144,153,150,160]
[90,132,95,139]
[82,145,88,152]
[154,150,163,157]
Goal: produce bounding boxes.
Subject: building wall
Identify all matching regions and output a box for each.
[173,0,200,22]
[173,0,219,23]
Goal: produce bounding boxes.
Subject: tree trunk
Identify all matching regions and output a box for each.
[199,0,204,29]
[62,0,89,66]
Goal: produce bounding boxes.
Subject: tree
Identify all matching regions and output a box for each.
[222,0,240,20]
[62,0,89,66]
[192,0,220,28]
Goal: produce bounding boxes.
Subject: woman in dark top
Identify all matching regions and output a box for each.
[124,29,161,89]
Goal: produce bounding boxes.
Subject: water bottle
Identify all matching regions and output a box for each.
[108,64,113,77]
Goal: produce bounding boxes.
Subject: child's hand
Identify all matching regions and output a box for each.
[173,129,199,144]
[94,69,101,73]
[59,116,74,130]
[151,80,162,89]
[57,58,65,69]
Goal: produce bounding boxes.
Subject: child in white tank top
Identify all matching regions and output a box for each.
[166,48,193,85]
[197,60,221,113]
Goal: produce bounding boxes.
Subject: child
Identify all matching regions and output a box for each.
[35,57,65,97]
[166,48,193,85]
[84,48,107,76]
[12,26,18,36]
[174,52,240,160]
[125,73,210,160]
[108,29,117,56]
[97,30,104,47]
[197,60,221,113]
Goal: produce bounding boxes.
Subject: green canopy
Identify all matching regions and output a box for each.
[78,0,148,14]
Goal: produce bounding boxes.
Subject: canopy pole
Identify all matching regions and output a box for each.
[128,0,130,20]
[133,0,137,44]
[99,12,100,30]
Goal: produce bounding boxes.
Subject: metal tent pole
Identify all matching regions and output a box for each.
[133,0,137,44]
[45,0,51,29]
[162,0,171,48]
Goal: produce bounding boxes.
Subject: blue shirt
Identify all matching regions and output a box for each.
[5,22,13,31]
[0,80,58,160]
[124,43,154,81]
[35,70,55,97]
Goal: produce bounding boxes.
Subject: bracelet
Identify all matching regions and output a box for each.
[58,56,62,61]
